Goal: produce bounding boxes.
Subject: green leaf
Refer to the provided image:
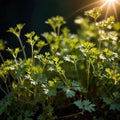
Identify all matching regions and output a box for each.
[74,100,83,109]
[36,41,47,49]
[65,89,75,98]
[17,24,25,30]
[32,73,47,84]
[47,66,55,71]
[7,27,16,34]
[24,110,34,118]
[15,48,20,55]
[110,103,120,111]
[63,55,74,63]
[37,115,46,120]
[83,100,95,112]
[0,40,5,51]
[53,56,59,62]
[47,88,56,97]
[25,33,32,38]
[71,81,81,91]
[113,22,120,30]
[74,100,95,112]
[25,31,35,38]
[0,102,6,115]
[103,97,111,104]
[34,35,40,41]
[85,7,102,20]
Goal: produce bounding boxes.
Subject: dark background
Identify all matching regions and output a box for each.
[0,0,91,38]
[0,0,88,60]
[0,0,120,59]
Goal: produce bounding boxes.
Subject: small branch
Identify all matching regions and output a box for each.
[57,112,83,119]
[74,63,79,81]
[18,37,26,60]
[0,86,8,95]
[87,59,90,89]
[0,53,4,63]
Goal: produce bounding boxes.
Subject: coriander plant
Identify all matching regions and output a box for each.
[0,8,120,120]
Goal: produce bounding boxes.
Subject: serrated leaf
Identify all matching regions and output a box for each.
[17,24,25,30]
[34,35,40,41]
[71,81,81,91]
[47,88,56,97]
[24,110,34,117]
[0,103,6,115]
[25,33,32,38]
[47,66,55,71]
[15,48,20,55]
[103,97,111,104]
[74,100,95,112]
[53,56,59,62]
[37,115,46,120]
[74,100,83,109]
[63,55,72,62]
[65,89,75,98]
[110,103,120,111]
[83,100,95,112]
[36,41,46,49]
[83,99,90,105]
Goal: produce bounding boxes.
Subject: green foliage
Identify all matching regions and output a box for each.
[74,100,95,113]
[0,40,5,51]
[0,8,120,119]
[7,47,20,60]
[7,24,26,59]
[45,16,66,35]
[0,40,5,62]
[85,7,102,21]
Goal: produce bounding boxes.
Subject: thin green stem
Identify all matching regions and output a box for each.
[62,72,67,82]
[53,26,56,34]
[103,84,113,99]
[57,26,60,36]
[1,76,10,94]
[74,63,79,81]
[0,53,4,63]
[4,80,10,93]
[94,18,97,23]
[18,37,26,60]
[58,111,83,119]
[42,63,46,72]
[87,59,91,89]
[24,87,34,94]
[31,45,33,60]
[98,40,102,50]
[94,19,102,50]
[31,45,35,65]
[58,71,68,86]
[0,86,8,95]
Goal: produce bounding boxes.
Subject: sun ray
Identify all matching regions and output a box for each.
[100,0,108,8]
[105,3,111,19]
[115,0,120,5]
[66,0,102,19]
[112,3,118,20]
[67,0,120,20]
[100,0,120,19]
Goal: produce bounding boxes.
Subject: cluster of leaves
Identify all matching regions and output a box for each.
[0,8,120,120]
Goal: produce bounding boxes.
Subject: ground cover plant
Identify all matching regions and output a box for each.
[0,7,120,120]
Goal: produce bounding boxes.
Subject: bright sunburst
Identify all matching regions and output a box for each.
[68,0,120,20]
[100,0,120,19]
[106,0,116,3]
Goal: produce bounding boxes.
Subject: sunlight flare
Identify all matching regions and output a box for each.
[68,0,120,20]
[106,0,117,3]
[101,0,120,19]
